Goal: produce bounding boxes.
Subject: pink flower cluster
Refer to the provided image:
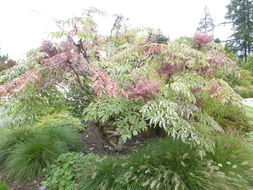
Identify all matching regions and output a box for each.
[144,44,168,56]
[91,65,122,98]
[208,79,222,99]
[40,41,59,58]
[157,62,181,79]
[124,80,160,101]
[0,70,41,97]
[205,51,235,75]
[90,65,160,101]
[193,33,213,49]
[206,51,228,65]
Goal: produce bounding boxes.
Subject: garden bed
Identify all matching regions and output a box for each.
[81,125,148,155]
[0,172,40,190]
[0,125,149,190]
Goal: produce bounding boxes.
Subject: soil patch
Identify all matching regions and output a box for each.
[0,171,40,190]
[80,125,149,155]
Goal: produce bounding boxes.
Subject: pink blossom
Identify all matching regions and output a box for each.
[90,65,122,97]
[124,80,160,101]
[157,62,182,78]
[193,33,213,49]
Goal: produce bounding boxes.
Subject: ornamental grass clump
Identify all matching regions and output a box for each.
[200,93,252,131]
[118,138,220,190]
[77,136,253,190]
[0,127,33,165]
[78,154,126,190]
[1,125,80,181]
[207,133,253,188]
[76,138,218,190]
[5,135,66,181]
[36,125,81,152]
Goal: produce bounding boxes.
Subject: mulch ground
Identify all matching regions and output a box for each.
[81,125,148,155]
[0,125,152,190]
[0,173,41,190]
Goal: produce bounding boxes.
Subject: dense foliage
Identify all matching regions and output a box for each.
[0,8,251,150]
[0,8,252,189]
[5,84,67,127]
[42,153,97,190]
[36,111,85,132]
[0,182,10,190]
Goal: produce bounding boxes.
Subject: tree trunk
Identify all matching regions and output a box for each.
[244,45,248,63]
[248,41,251,56]
[95,121,124,151]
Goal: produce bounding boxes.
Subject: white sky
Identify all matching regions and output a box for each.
[0,0,231,60]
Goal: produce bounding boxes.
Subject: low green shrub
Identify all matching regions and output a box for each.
[1,126,80,181]
[241,54,253,76]
[5,84,67,128]
[234,85,253,98]
[42,153,97,190]
[36,111,85,132]
[200,94,252,131]
[0,182,10,190]
[229,68,253,87]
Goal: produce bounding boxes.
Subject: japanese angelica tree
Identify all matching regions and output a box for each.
[0,8,251,151]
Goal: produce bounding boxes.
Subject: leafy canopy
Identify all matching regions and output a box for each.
[0,8,250,151]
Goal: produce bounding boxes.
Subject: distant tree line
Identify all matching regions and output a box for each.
[225,0,253,62]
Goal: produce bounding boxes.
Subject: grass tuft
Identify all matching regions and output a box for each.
[78,136,253,190]
[1,125,80,181]
[5,136,66,181]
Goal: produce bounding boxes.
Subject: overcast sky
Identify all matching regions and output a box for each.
[0,0,231,60]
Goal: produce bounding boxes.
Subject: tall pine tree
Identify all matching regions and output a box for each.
[225,0,253,62]
[197,6,215,33]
